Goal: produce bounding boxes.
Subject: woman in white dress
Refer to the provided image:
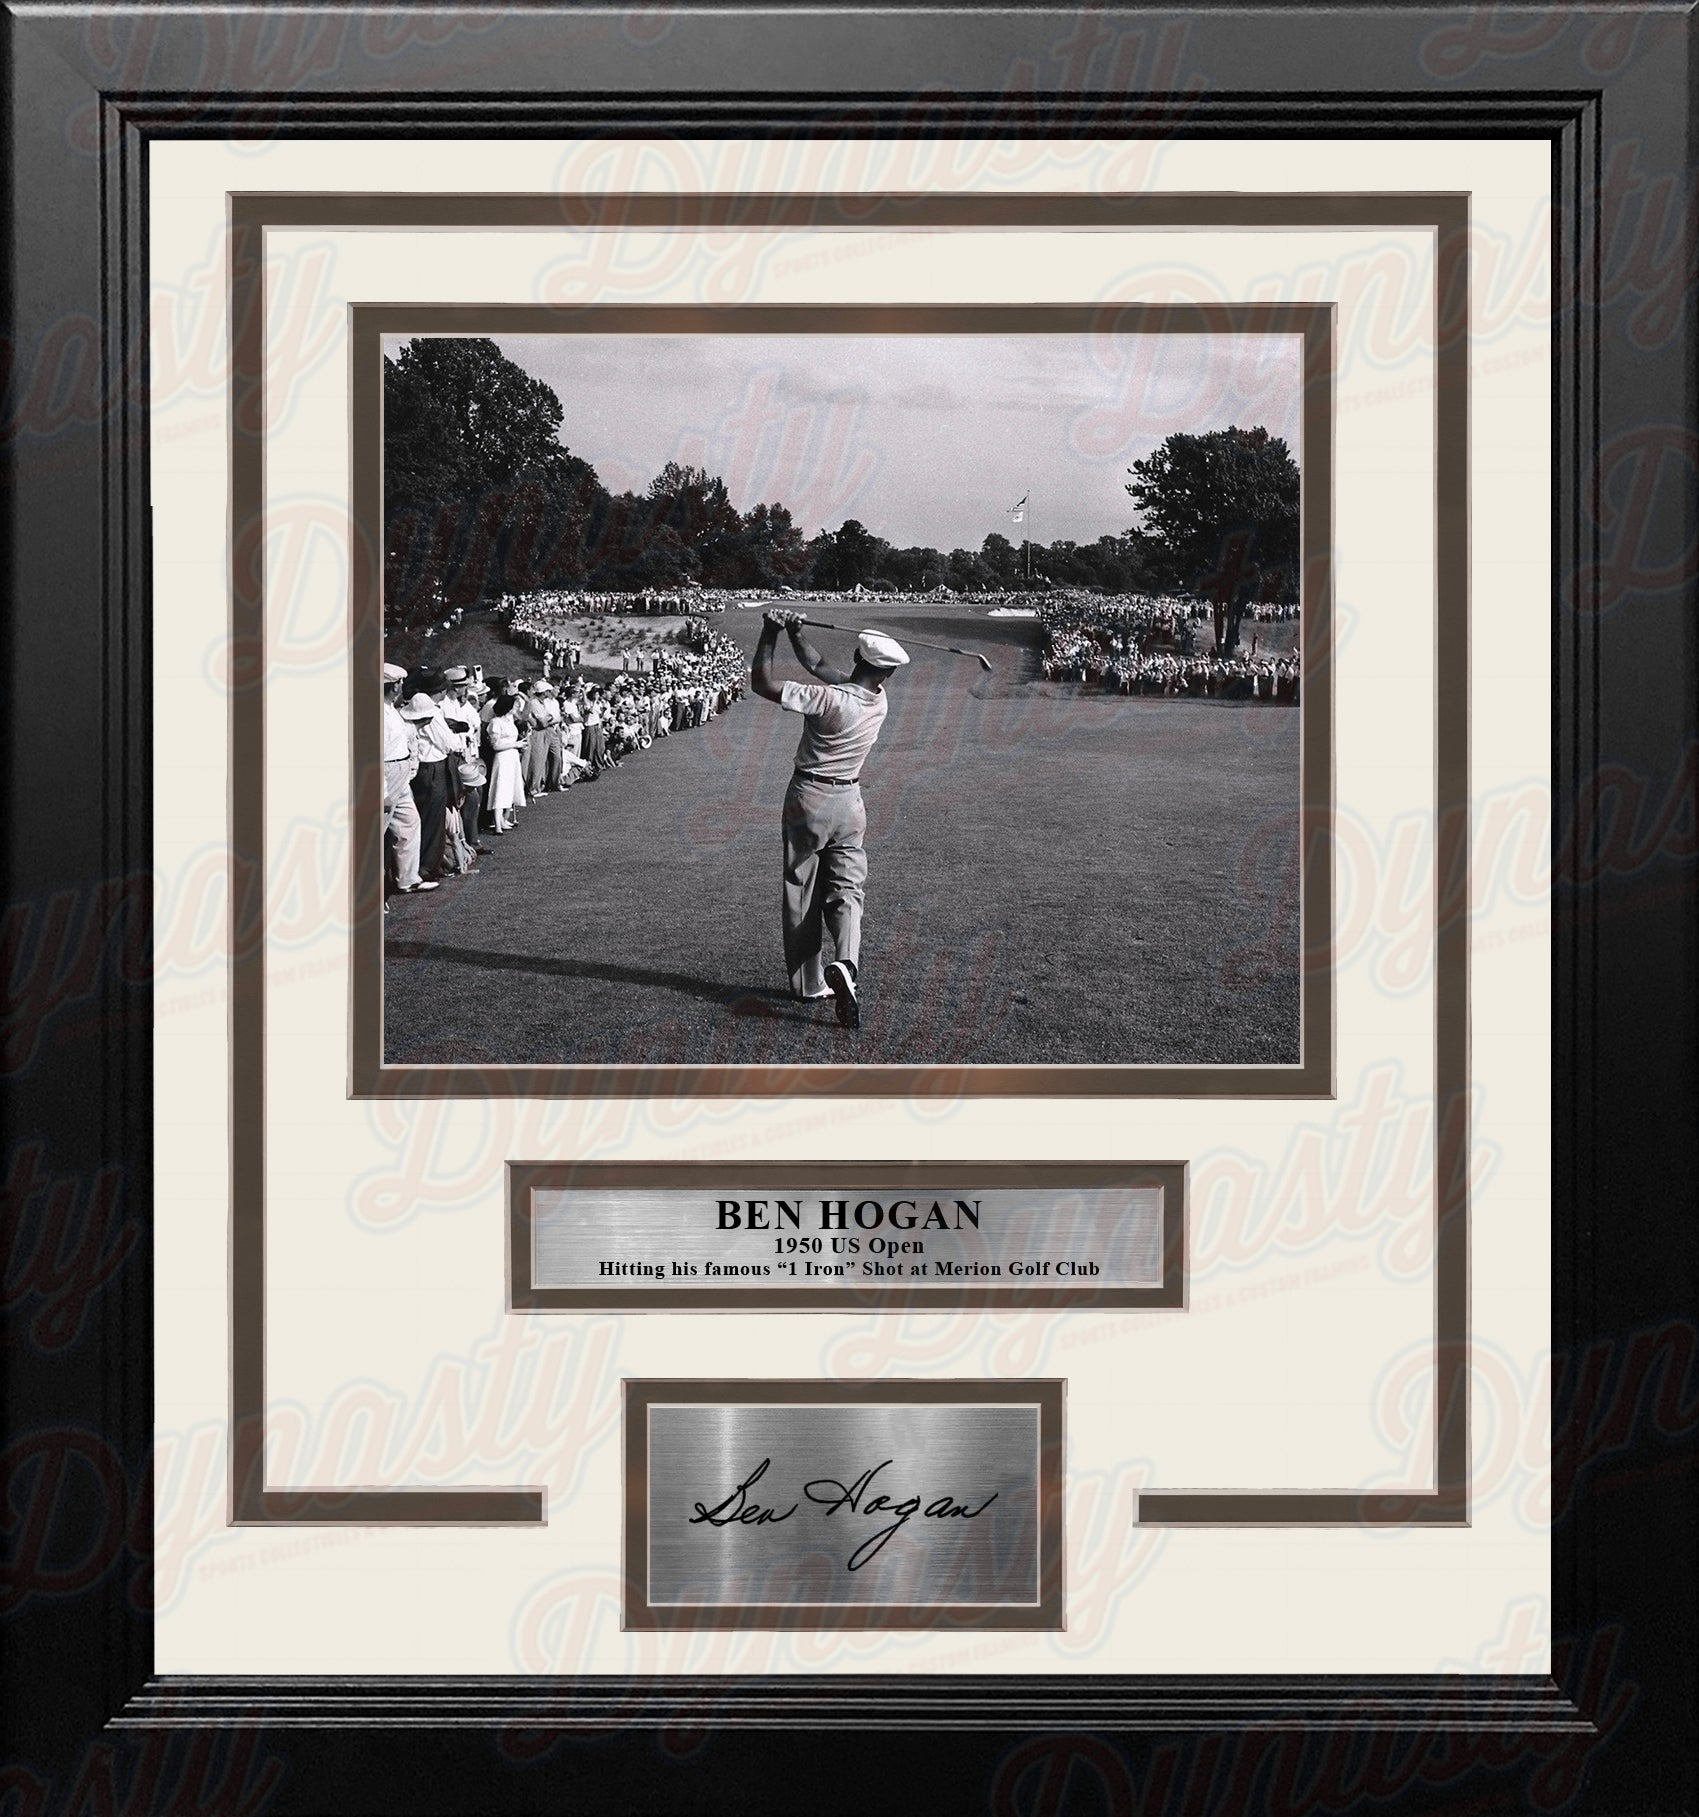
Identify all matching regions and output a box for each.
[485,693,526,832]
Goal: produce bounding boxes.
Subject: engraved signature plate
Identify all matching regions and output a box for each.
[513,1163,1183,1311]
[625,1381,1063,1629]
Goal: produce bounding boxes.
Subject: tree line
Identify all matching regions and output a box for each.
[383,337,1301,649]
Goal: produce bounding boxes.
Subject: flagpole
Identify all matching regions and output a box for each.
[1006,488,1032,587]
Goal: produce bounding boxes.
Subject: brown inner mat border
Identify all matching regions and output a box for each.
[349,295,1333,1101]
[228,190,1467,1530]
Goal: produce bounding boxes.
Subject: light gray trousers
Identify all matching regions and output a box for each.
[781,776,867,998]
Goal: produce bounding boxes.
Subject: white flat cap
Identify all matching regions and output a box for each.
[381,662,408,682]
[857,629,910,668]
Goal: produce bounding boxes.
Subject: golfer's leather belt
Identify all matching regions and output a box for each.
[792,769,860,787]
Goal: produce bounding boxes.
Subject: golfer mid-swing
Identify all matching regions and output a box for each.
[751,609,909,1027]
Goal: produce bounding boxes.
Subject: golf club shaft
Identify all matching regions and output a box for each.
[794,614,992,670]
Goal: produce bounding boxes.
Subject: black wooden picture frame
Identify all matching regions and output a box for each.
[3,4,1694,1813]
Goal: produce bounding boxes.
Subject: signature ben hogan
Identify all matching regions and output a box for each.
[688,1456,999,1571]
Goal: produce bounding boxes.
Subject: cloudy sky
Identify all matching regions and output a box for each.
[489,332,1303,551]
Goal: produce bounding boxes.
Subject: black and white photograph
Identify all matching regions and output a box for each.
[375,319,1319,1072]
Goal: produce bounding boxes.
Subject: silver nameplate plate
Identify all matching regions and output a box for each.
[624,1381,1063,1629]
[512,1164,1183,1310]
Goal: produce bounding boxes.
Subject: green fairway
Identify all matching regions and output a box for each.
[384,599,1301,1067]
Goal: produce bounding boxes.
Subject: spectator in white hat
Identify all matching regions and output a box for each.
[394,691,444,892]
[527,679,563,796]
[423,669,476,876]
[402,691,457,883]
[557,682,584,784]
[381,663,429,899]
[751,612,909,1028]
[437,667,489,854]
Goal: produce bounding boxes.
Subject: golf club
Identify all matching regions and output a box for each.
[783,612,993,672]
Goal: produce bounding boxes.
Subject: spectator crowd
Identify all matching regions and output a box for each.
[500,585,749,631]
[381,580,1302,903]
[502,589,772,682]
[1037,593,1300,703]
[380,621,746,900]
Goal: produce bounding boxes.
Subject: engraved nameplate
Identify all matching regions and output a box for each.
[624,1381,1063,1629]
[512,1163,1183,1310]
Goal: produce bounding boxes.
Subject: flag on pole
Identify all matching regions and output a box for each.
[1008,492,1028,524]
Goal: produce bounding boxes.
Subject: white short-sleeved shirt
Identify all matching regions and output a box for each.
[413,706,457,763]
[381,702,414,764]
[438,699,480,754]
[486,714,521,753]
[779,679,888,781]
